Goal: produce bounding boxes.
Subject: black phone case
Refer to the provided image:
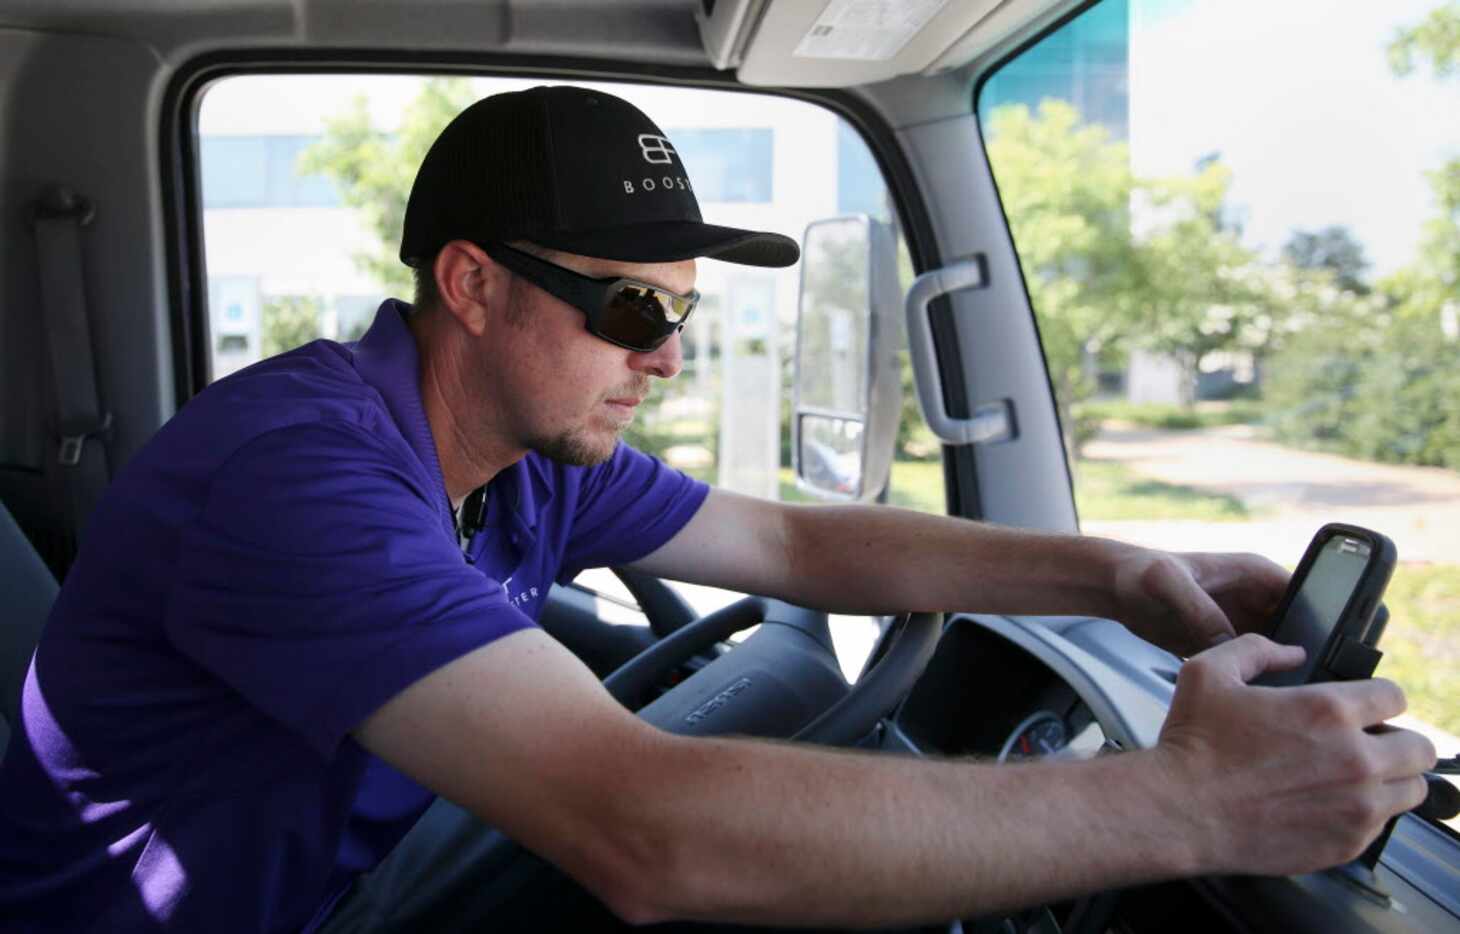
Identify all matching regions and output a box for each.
[1261,522,1397,684]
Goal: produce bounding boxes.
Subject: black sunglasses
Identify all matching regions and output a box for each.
[478,242,699,352]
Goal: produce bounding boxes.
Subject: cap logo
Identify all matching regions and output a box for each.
[637,134,677,165]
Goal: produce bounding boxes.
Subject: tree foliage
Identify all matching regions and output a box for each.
[1282,226,1371,295]
[1388,2,1460,311]
[1389,1,1460,77]
[985,100,1279,448]
[1265,5,1460,470]
[985,101,1143,411]
[1128,162,1278,404]
[261,295,324,358]
[300,77,477,300]
[1265,303,1460,469]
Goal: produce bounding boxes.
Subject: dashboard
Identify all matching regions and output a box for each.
[868,612,1460,934]
[883,615,1111,762]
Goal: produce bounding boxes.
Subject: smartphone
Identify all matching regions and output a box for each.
[1253,523,1397,687]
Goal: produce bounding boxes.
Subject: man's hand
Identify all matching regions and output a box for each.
[1154,634,1437,876]
[1110,548,1290,655]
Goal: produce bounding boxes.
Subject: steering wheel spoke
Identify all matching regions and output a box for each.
[604,595,941,747]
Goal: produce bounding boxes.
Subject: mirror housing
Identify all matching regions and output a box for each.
[792,215,902,502]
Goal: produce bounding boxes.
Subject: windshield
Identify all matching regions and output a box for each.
[978,0,1459,827]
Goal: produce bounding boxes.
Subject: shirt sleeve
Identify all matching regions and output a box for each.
[556,442,709,582]
[164,420,536,759]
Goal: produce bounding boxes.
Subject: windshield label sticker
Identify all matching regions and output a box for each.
[793,0,951,62]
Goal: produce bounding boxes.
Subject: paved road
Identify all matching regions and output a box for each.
[1080,423,1460,566]
[1079,422,1460,811]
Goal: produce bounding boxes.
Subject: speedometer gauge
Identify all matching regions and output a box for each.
[996,711,1068,763]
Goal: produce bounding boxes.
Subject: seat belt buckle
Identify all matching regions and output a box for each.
[58,412,113,467]
[30,186,96,227]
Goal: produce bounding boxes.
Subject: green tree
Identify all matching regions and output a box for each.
[300,77,477,299]
[1388,3,1460,317]
[1265,297,1460,469]
[1382,3,1460,390]
[1129,161,1278,404]
[1282,226,1371,295]
[985,102,1278,446]
[1257,9,1460,471]
[261,295,324,357]
[1389,1,1460,77]
[984,101,1145,449]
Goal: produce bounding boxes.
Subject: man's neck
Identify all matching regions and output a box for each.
[412,322,524,510]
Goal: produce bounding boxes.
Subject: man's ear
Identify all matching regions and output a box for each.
[434,240,506,338]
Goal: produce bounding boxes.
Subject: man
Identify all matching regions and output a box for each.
[0,86,1436,932]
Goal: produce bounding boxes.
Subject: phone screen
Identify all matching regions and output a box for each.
[1262,534,1373,687]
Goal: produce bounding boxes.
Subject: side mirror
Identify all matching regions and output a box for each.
[792,215,901,502]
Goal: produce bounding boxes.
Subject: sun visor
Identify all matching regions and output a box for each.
[696,0,1074,87]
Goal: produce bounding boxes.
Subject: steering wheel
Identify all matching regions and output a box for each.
[605,600,1125,933]
[603,595,941,745]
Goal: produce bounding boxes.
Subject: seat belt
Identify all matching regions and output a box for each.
[29,185,112,552]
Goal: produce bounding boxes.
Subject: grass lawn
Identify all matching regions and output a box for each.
[1072,459,1252,521]
[776,458,1249,522]
[777,460,947,513]
[1076,399,1264,431]
[1378,563,1460,736]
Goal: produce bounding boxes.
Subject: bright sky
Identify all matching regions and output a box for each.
[1129,0,1460,277]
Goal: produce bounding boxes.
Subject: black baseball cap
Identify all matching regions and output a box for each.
[400,85,801,269]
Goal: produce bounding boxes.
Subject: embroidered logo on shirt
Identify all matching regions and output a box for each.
[502,575,540,609]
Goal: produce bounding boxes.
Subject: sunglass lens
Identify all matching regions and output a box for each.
[602,286,680,350]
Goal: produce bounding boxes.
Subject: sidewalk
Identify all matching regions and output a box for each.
[1080,423,1460,565]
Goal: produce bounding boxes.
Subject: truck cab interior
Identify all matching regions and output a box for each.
[2,1,1458,932]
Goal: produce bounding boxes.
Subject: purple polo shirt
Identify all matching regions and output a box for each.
[0,300,708,933]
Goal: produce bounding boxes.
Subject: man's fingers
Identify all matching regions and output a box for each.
[1191,632,1306,683]
[1186,551,1290,635]
[1366,728,1439,781]
[1298,677,1409,729]
[1146,556,1236,649]
[1198,551,1289,596]
[1232,557,1291,634]
[1379,774,1433,820]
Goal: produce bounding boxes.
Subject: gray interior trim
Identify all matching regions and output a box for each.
[0,2,708,66]
[896,113,1077,532]
[0,28,175,470]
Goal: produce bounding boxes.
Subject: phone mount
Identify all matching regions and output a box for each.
[1337,761,1460,904]
[1327,608,1460,903]
[1322,603,1386,681]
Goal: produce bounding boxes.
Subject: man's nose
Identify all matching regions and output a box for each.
[629,328,683,379]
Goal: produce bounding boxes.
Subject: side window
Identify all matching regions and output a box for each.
[197,76,942,674]
[978,0,1460,820]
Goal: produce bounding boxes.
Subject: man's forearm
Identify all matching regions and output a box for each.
[623,730,1203,927]
[779,504,1139,619]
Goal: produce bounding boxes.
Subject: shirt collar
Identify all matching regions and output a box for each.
[351,300,454,535]
[352,299,553,544]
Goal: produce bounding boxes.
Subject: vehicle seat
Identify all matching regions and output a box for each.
[0,501,58,760]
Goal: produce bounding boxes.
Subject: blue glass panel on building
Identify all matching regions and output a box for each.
[667,128,773,203]
[978,0,1130,140]
[202,135,342,208]
[266,136,341,207]
[201,137,270,208]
